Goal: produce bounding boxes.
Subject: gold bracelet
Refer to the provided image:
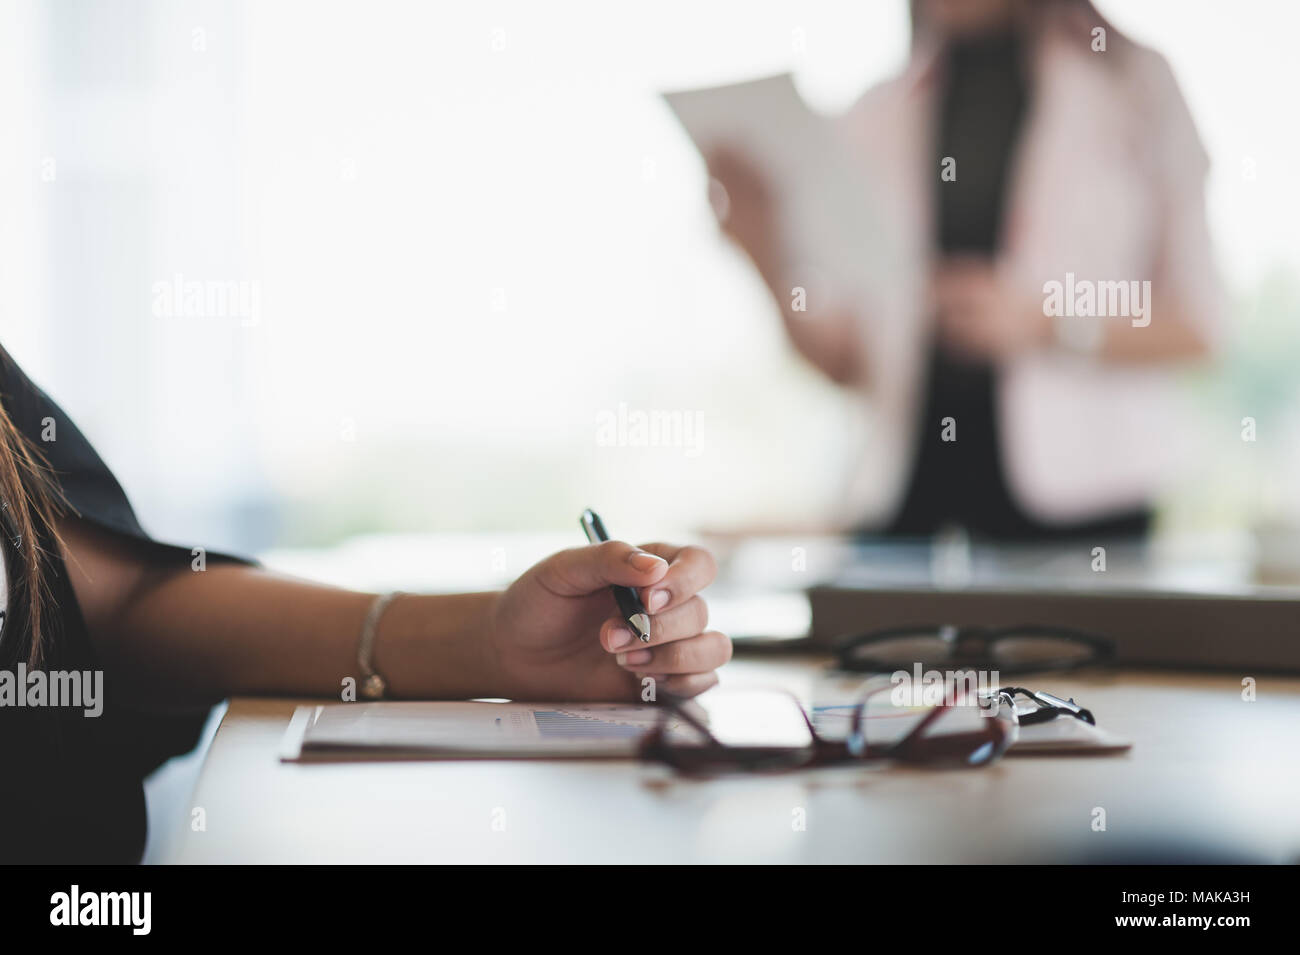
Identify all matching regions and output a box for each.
[357,591,403,700]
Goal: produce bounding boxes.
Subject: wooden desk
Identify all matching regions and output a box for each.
[167,657,1300,864]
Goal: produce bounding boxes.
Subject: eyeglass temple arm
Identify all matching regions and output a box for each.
[1000,686,1095,725]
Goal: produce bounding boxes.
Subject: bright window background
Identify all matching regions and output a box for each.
[2,0,1298,557]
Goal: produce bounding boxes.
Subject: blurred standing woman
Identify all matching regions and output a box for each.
[710,0,1222,540]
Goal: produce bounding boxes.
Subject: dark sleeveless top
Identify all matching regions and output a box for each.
[0,348,250,862]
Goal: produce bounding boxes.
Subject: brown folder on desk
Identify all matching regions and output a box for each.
[807,585,1300,672]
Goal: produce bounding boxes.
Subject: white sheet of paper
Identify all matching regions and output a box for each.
[662,73,888,299]
[1006,715,1132,755]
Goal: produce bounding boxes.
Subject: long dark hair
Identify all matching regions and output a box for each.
[0,348,63,668]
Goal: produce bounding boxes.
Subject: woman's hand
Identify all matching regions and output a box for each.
[931,257,1053,361]
[483,540,728,702]
[706,147,780,276]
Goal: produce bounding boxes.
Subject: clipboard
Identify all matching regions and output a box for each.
[279,700,671,762]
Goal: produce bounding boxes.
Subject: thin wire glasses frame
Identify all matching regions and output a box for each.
[832,623,1115,675]
[639,678,1020,775]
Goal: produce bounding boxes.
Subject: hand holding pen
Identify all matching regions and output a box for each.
[482,514,729,700]
[571,509,729,695]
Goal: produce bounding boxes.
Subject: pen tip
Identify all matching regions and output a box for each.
[630,612,651,643]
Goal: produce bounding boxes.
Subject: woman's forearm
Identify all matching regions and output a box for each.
[62,516,729,707]
[118,568,496,702]
[62,518,498,704]
[749,240,867,385]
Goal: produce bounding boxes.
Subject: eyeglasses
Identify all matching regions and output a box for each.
[638,680,1020,776]
[833,624,1114,675]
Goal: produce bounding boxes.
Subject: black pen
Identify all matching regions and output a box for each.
[580,509,651,643]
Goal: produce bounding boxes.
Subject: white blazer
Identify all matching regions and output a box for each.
[832,19,1223,527]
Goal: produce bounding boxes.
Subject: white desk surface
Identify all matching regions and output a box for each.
[168,656,1300,864]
